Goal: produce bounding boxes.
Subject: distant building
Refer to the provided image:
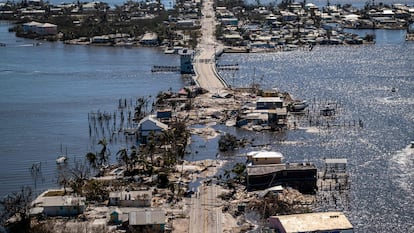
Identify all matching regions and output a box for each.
[82,1,100,11]
[221,17,238,26]
[23,21,57,35]
[23,21,43,32]
[91,35,110,44]
[177,19,195,28]
[280,11,298,21]
[36,23,58,35]
[140,32,159,46]
[268,212,354,233]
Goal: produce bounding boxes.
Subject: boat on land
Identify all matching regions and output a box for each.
[164,46,183,54]
[291,100,309,112]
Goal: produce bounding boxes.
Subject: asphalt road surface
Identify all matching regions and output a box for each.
[193,0,227,93]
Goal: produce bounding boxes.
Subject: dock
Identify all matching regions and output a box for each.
[217,64,239,71]
[151,65,180,73]
[316,158,350,212]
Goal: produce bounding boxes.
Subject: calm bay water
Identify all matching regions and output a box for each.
[0,4,413,231]
[0,20,184,197]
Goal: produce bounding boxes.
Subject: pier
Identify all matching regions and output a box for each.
[316,158,350,212]
[217,64,239,71]
[151,65,180,73]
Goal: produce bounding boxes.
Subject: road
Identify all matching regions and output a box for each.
[189,161,222,233]
[193,0,227,93]
[188,1,225,232]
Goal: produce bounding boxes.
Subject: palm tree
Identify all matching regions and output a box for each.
[116,148,129,166]
[86,152,98,169]
[129,145,139,168]
[146,131,157,165]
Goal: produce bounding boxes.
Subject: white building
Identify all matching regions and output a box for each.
[31,190,86,217]
[268,212,354,233]
[137,115,168,143]
[109,190,152,207]
[247,151,284,165]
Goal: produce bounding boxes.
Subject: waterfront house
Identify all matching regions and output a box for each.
[268,212,354,233]
[22,21,43,33]
[246,163,317,193]
[256,97,284,110]
[109,190,152,207]
[267,108,288,129]
[137,115,169,143]
[31,190,86,217]
[36,23,57,35]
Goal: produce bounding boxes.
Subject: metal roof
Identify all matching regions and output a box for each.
[247,151,284,159]
[129,209,165,226]
[270,212,353,232]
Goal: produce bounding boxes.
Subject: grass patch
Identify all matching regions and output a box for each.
[43,190,65,197]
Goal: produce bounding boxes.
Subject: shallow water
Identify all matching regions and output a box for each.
[0,21,184,197]
[1,15,413,231]
[216,30,414,232]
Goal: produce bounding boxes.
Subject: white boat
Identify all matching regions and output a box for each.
[56,144,68,164]
[56,156,67,164]
[164,47,175,54]
[410,141,414,148]
[291,100,309,112]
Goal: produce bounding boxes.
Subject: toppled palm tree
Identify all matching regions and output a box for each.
[85,138,110,171]
[218,133,239,152]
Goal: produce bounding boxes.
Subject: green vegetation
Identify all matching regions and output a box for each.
[218,133,239,152]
